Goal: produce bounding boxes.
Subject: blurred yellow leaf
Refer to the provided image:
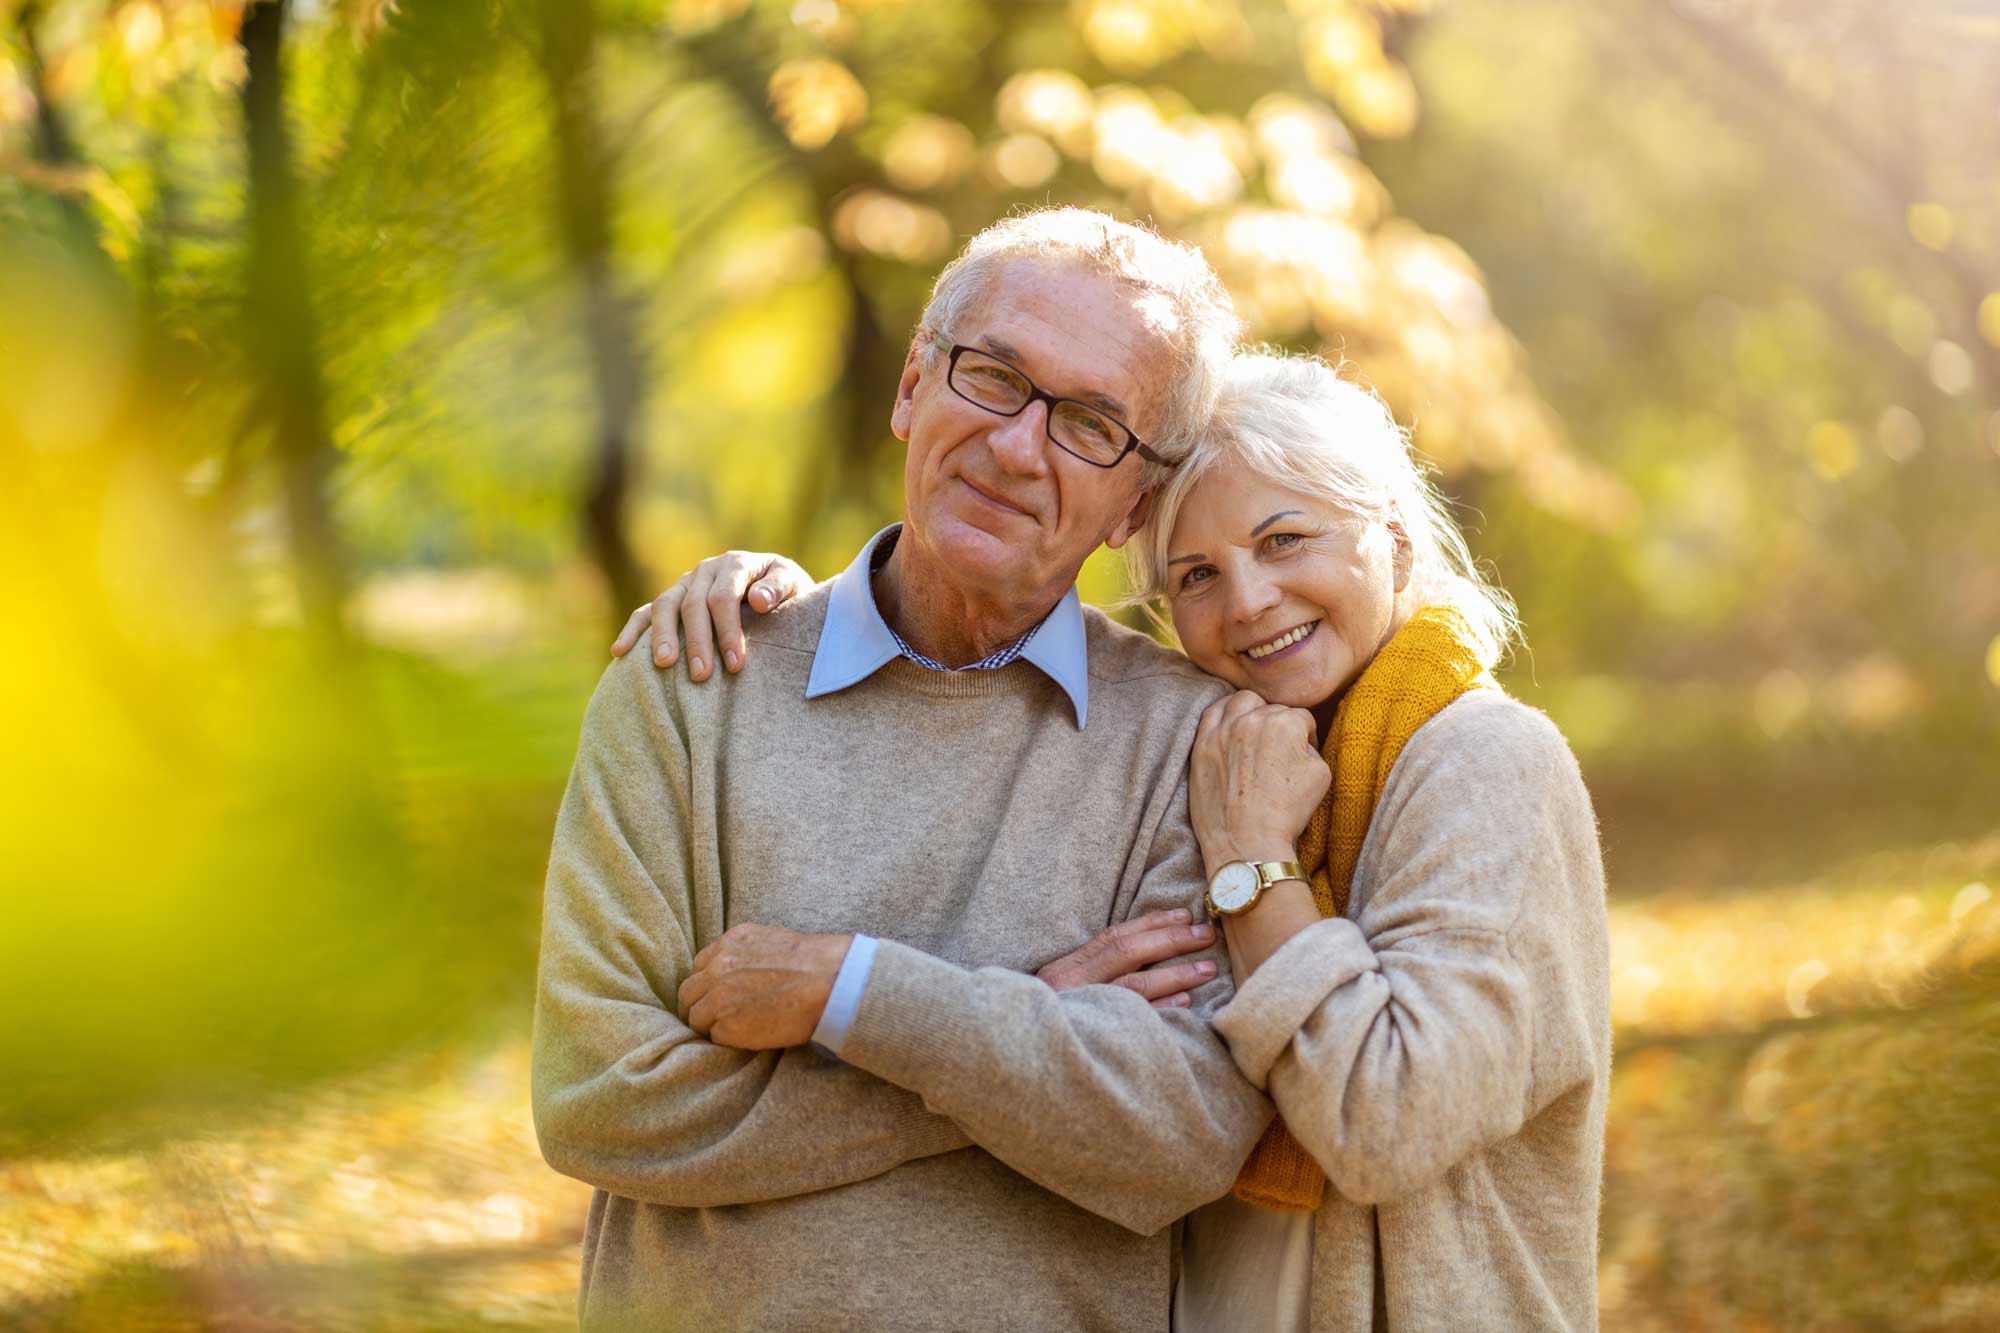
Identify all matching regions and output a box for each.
[830,189,951,263]
[1906,201,1954,251]
[768,58,868,150]
[996,69,1095,156]
[882,115,977,192]
[1979,292,2000,349]
[1805,420,1859,481]
[988,133,1061,189]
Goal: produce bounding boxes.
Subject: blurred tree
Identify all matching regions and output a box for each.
[535,0,647,614]
[14,0,98,251]
[1650,0,1998,395]
[240,0,349,653]
[6,0,1610,620]
[1373,0,2000,742]
[639,0,1619,584]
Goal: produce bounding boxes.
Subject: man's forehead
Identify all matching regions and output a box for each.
[961,263,1176,425]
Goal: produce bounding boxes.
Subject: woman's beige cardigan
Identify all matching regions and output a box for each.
[1210,690,1611,1331]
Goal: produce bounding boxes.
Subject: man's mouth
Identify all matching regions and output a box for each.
[958,477,1034,519]
[1243,620,1320,661]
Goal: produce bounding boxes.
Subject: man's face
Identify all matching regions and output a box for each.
[890,261,1176,605]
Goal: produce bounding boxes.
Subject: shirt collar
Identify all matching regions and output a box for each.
[805,523,1092,729]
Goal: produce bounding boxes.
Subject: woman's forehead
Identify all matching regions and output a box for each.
[1181,463,1318,525]
[1166,462,1369,556]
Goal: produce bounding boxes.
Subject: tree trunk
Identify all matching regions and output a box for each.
[16,1,112,262]
[536,0,647,618]
[240,0,350,654]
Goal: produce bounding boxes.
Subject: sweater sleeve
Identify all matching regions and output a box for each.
[1210,694,1608,1206]
[835,762,1276,1237]
[530,652,971,1208]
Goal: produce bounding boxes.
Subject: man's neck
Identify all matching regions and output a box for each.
[873,541,1067,668]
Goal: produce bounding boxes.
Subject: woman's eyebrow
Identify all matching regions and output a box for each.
[1168,551,1209,566]
[1250,510,1303,537]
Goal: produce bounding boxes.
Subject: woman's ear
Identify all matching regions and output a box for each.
[1388,518,1414,593]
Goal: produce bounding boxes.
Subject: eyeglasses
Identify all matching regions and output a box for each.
[937,340,1164,469]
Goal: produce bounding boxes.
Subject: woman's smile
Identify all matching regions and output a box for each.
[1242,619,1321,662]
[1165,463,1408,710]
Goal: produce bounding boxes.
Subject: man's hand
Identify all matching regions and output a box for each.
[678,924,853,1049]
[1036,909,1218,1009]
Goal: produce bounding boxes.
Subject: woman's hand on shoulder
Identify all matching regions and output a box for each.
[1189,690,1331,871]
[610,551,813,680]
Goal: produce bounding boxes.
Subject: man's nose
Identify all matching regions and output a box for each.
[986,400,1052,475]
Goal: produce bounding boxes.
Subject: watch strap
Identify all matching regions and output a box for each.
[1253,860,1307,890]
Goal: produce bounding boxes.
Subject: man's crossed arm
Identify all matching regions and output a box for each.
[531,654,1272,1234]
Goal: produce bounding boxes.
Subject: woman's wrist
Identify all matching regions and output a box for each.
[1200,840,1301,882]
[1219,878,1322,978]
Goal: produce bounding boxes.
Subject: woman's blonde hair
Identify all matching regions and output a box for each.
[1128,350,1520,666]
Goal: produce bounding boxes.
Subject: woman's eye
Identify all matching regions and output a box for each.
[1179,566,1214,591]
[1267,532,1303,551]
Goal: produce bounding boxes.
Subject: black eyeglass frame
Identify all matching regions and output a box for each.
[937,339,1166,469]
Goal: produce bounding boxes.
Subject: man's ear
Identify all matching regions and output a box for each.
[1388,517,1414,593]
[1104,485,1156,550]
[891,340,926,442]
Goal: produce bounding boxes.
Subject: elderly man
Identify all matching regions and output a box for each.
[531,208,1271,1330]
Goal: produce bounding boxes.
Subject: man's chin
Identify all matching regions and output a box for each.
[919,515,1045,586]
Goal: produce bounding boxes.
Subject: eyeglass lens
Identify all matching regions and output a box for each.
[950,351,1126,464]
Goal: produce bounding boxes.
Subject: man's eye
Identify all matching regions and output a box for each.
[1072,413,1114,442]
[1268,532,1303,550]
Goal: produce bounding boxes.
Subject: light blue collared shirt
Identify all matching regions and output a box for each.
[807,523,1094,1054]
[803,524,1092,726]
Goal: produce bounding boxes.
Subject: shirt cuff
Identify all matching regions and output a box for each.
[809,933,879,1057]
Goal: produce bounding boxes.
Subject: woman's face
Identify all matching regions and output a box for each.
[1165,460,1410,712]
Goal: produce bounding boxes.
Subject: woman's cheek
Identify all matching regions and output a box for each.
[1177,606,1232,682]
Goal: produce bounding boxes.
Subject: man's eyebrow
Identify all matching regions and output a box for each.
[1167,552,1209,566]
[977,335,1133,422]
[1250,510,1304,537]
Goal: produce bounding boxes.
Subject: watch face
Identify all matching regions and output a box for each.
[1209,862,1261,913]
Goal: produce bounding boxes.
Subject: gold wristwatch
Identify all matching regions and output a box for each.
[1204,859,1307,918]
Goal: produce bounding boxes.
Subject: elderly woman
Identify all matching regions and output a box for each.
[623,352,1609,1331]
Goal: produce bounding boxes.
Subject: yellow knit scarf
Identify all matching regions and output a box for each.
[1230,603,1499,1211]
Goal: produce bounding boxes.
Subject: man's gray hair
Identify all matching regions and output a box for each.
[1130,350,1522,666]
[916,207,1242,485]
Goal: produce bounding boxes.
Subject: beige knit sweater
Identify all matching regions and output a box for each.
[531,582,1273,1332]
[1203,689,1610,1331]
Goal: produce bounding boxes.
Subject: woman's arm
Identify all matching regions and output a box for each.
[1211,694,1609,1204]
[1186,690,1332,979]
[609,550,814,678]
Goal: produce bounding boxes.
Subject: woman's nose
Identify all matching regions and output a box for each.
[1227,571,1282,621]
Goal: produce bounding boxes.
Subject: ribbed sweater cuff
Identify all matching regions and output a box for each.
[837,939,991,1103]
[1213,917,1377,1087]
